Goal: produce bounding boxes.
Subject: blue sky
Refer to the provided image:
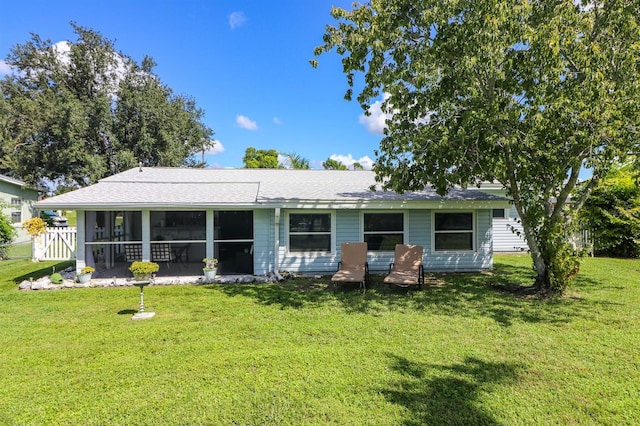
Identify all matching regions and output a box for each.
[0,0,386,169]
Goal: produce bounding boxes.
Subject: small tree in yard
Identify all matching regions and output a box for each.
[0,203,17,259]
[314,0,640,295]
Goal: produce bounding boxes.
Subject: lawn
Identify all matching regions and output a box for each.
[0,255,638,425]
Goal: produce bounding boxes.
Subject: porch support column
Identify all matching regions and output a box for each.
[206,209,214,259]
[141,209,151,262]
[76,210,86,273]
[274,208,280,273]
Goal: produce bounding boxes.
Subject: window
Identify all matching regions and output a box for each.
[11,211,21,223]
[288,212,332,252]
[11,198,22,206]
[434,212,474,251]
[363,212,404,251]
[492,208,506,219]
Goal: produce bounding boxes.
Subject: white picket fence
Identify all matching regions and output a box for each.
[33,226,125,261]
[33,227,78,261]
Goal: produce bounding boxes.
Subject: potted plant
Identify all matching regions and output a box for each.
[129,261,159,281]
[202,257,218,280]
[77,266,95,284]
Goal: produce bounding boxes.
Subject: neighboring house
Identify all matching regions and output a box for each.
[35,167,509,276]
[0,174,41,244]
[475,182,529,252]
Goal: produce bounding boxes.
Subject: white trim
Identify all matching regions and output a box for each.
[431,210,476,253]
[284,210,336,255]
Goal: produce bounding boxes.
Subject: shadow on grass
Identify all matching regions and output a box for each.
[203,262,611,327]
[382,355,523,425]
[11,260,75,284]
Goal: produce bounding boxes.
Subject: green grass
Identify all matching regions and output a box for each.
[0,254,638,425]
[5,240,32,259]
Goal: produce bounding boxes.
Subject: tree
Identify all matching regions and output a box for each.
[0,23,214,188]
[281,152,310,169]
[579,168,640,257]
[243,147,280,168]
[322,157,347,170]
[315,0,640,294]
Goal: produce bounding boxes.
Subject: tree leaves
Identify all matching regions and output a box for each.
[316,0,640,292]
[0,23,213,188]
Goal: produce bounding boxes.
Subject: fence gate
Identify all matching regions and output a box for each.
[33,227,77,261]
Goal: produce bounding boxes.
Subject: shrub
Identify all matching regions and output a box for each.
[80,266,95,275]
[0,211,17,259]
[128,261,159,275]
[22,217,47,238]
[202,257,218,269]
[50,273,63,284]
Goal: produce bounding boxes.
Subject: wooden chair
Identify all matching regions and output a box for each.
[124,244,143,263]
[384,244,424,290]
[151,243,175,268]
[331,242,368,292]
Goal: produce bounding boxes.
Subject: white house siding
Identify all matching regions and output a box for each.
[493,205,528,252]
[253,209,274,275]
[0,177,39,244]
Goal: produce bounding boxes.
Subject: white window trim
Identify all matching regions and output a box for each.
[360,210,407,251]
[285,210,336,254]
[431,210,476,252]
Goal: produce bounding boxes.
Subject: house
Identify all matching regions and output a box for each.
[0,174,41,243]
[474,182,529,252]
[34,167,509,277]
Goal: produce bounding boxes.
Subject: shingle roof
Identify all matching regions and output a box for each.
[36,167,507,209]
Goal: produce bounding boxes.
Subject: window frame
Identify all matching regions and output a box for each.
[286,210,335,254]
[360,211,406,252]
[432,211,476,252]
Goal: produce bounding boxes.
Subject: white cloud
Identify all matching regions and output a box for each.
[273,117,282,125]
[359,93,392,135]
[329,154,374,170]
[52,41,72,65]
[236,114,258,130]
[206,139,225,155]
[229,11,248,30]
[0,60,13,75]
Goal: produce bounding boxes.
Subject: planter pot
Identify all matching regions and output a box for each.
[203,268,217,280]
[133,273,151,282]
[77,273,92,284]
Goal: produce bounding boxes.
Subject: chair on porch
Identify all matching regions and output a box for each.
[384,244,424,290]
[331,242,369,292]
[124,244,143,263]
[151,243,175,268]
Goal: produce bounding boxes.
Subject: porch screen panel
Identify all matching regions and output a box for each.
[214,211,254,274]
